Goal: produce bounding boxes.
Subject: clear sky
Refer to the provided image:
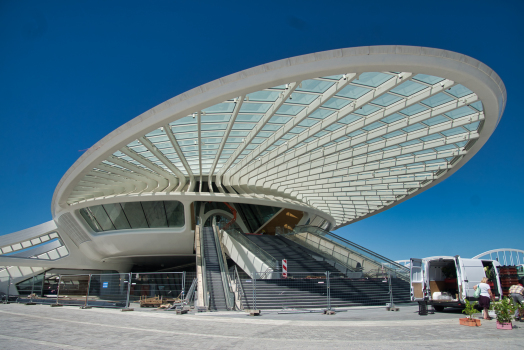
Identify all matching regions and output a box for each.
[0,0,522,261]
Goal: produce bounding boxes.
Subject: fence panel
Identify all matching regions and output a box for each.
[235,270,411,311]
[243,272,331,310]
[130,272,188,307]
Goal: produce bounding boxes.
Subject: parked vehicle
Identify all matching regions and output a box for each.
[410,256,503,311]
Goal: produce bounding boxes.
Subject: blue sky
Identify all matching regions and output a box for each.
[0,0,522,260]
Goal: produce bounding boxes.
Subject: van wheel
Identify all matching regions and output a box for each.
[433,305,445,312]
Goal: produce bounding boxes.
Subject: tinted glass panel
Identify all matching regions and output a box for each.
[89,205,115,231]
[121,202,149,229]
[80,208,102,232]
[103,203,131,230]
[142,201,168,228]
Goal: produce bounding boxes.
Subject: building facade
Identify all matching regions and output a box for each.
[0,46,506,297]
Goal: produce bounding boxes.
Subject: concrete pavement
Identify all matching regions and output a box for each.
[0,303,522,349]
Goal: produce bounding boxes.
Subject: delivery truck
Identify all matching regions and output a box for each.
[410,256,503,311]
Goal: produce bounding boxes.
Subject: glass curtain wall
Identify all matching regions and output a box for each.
[79,201,185,233]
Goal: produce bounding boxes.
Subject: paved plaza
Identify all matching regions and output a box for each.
[0,303,523,349]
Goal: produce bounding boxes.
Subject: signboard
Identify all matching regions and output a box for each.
[102,282,109,288]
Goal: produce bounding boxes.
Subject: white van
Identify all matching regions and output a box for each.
[410,256,502,311]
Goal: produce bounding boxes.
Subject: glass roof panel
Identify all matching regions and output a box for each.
[445,106,476,119]
[171,116,196,125]
[381,113,405,124]
[232,123,256,130]
[362,122,383,131]
[202,103,235,114]
[338,114,362,124]
[464,121,480,131]
[402,123,426,133]
[390,80,427,97]
[446,84,474,98]
[269,116,292,124]
[336,85,371,99]
[372,93,403,106]
[322,97,351,110]
[239,103,271,113]
[275,104,306,116]
[246,91,280,102]
[353,72,393,87]
[201,114,231,123]
[309,108,335,119]
[412,74,445,85]
[424,115,449,126]
[441,127,466,137]
[296,79,334,93]
[469,101,483,111]
[298,118,321,127]
[354,104,381,116]
[400,104,428,116]
[287,93,318,105]
[421,93,454,107]
[201,123,228,131]
[236,114,262,122]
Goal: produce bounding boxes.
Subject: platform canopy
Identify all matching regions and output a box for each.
[55,46,506,229]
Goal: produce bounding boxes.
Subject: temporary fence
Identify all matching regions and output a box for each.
[15,272,197,309]
[237,271,412,311]
[13,269,410,311]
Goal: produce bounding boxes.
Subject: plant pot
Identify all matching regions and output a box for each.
[459,318,481,327]
[496,321,512,330]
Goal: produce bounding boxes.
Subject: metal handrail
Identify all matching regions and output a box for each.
[212,218,235,310]
[281,234,362,275]
[198,224,209,308]
[233,266,245,310]
[292,225,409,281]
[223,228,278,271]
[185,278,197,305]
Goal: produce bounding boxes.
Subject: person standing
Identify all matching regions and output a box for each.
[474,277,494,320]
[509,281,524,321]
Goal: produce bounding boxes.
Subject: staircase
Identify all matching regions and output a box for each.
[202,227,227,311]
[240,277,411,310]
[236,234,411,309]
[246,235,340,274]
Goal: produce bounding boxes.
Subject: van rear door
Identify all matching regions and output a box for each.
[491,260,502,297]
[410,258,425,301]
[458,258,485,298]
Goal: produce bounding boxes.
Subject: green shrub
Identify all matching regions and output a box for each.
[493,297,517,323]
[462,299,480,319]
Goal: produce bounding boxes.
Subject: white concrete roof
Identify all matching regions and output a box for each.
[53,46,506,229]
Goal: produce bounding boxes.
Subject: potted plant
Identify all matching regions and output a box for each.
[460,300,481,326]
[493,297,517,329]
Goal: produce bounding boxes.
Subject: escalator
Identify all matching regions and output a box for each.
[201,226,228,310]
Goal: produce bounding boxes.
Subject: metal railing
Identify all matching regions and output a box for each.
[221,227,278,271]
[291,225,409,281]
[231,266,246,310]
[185,278,197,305]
